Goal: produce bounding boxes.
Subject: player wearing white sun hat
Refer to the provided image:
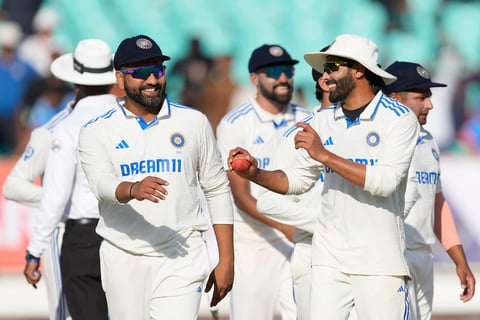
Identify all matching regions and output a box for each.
[227,33,419,320]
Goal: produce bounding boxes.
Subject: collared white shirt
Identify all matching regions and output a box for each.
[216,96,311,237]
[27,94,118,257]
[403,127,441,249]
[78,97,234,256]
[284,92,420,276]
[3,105,72,208]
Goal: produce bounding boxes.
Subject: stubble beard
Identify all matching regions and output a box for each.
[125,82,167,114]
[259,82,293,106]
[328,73,355,104]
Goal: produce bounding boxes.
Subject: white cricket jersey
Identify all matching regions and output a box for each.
[403,127,441,249]
[2,105,72,208]
[27,94,118,257]
[284,92,420,276]
[78,97,234,256]
[216,96,311,236]
[256,111,324,238]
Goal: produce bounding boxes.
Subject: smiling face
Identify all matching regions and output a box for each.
[256,71,293,105]
[321,56,358,104]
[116,57,167,114]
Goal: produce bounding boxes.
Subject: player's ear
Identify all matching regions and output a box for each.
[115,71,125,90]
[250,72,259,86]
[389,92,400,102]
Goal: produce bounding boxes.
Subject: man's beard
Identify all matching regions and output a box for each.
[258,82,293,106]
[125,81,167,113]
[328,73,355,103]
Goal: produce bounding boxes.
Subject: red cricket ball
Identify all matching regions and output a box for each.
[231,157,250,171]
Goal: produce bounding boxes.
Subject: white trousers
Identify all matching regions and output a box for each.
[310,265,411,320]
[405,247,434,320]
[42,222,71,320]
[100,232,210,320]
[230,219,296,320]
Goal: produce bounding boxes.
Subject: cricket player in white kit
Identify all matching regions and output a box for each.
[78,35,234,320]
[216,44,311,320]
[227,34,420,320]
[384,61,476,320]
[23,38,117,319]
[3,105,72,320]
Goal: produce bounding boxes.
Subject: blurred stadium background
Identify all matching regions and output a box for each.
[1,0,480,318]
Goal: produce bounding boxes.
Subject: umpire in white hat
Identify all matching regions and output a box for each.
[23,38,118,320]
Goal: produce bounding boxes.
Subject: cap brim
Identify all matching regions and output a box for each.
[304,51,397,85]
[51,53,116,86]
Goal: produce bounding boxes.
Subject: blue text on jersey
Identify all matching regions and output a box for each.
[120,159,182,176]
[415,171,439,185]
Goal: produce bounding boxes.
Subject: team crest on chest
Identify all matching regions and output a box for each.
[170,132,185,148]
[431,148,439,161]
[366,132,380,147]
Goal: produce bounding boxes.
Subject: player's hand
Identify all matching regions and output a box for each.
[205,259,234,307]
[277,223,296,242]
[227,147,258,178]
[294,122,326,162]
[24,261,41,289]
[131,176,169,203]
[457,263,476,302]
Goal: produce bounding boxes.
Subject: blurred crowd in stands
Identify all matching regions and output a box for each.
[1,0,480,157]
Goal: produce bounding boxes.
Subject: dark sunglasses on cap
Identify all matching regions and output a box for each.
[259,65,295,79]
[323,60,355,74]
[119,65,166,80]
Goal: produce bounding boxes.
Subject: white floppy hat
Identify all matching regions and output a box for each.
[304,34,397,85]
[50,39,116,85]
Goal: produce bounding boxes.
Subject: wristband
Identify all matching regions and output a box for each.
[129,181,139,199]
[25,250,40,263]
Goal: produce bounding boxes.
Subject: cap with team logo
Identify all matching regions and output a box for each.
[248,44,298,73]
[113,34,171,70]
[383,61,447,94]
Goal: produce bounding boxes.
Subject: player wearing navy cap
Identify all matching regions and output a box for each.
[216,44,310,320]
[384,61,476,320]
[78,34,234,320]
[227,34,420,320]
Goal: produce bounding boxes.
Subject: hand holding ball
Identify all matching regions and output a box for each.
[231,156,250,172]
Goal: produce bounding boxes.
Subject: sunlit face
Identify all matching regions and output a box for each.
[322,56,357,103]
[117,58,167,113]
[393,88,433,125]
[255,65,294,105]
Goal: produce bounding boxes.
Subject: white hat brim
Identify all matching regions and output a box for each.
[304,51,397,85]
[50,53,116,86]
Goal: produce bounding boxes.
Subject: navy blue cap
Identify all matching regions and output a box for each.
[384,61,446,94]
[311,45,330,82]
[248,44,298,73]
[113,35,170,70]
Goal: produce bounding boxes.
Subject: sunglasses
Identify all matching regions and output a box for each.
[259,65,295,79]
[323,60,355,74]
[119,65,166,80]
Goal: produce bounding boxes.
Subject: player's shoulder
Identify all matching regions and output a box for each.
[376,93,412,119]
[290,103,311,118]
[220,100,256,125]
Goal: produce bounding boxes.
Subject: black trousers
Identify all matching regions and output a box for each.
[61,219,108,320]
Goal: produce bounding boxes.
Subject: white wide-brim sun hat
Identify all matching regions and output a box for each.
[50,38,116,86]
[304,34,397,85]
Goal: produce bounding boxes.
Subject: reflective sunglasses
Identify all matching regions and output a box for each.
[119,65,166,80]
[259,65,295,79]
[323,60,355,74]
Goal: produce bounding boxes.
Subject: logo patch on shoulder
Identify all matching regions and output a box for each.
[23,146,35,160]
[171,133,185,148]
[366,132,380,147]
